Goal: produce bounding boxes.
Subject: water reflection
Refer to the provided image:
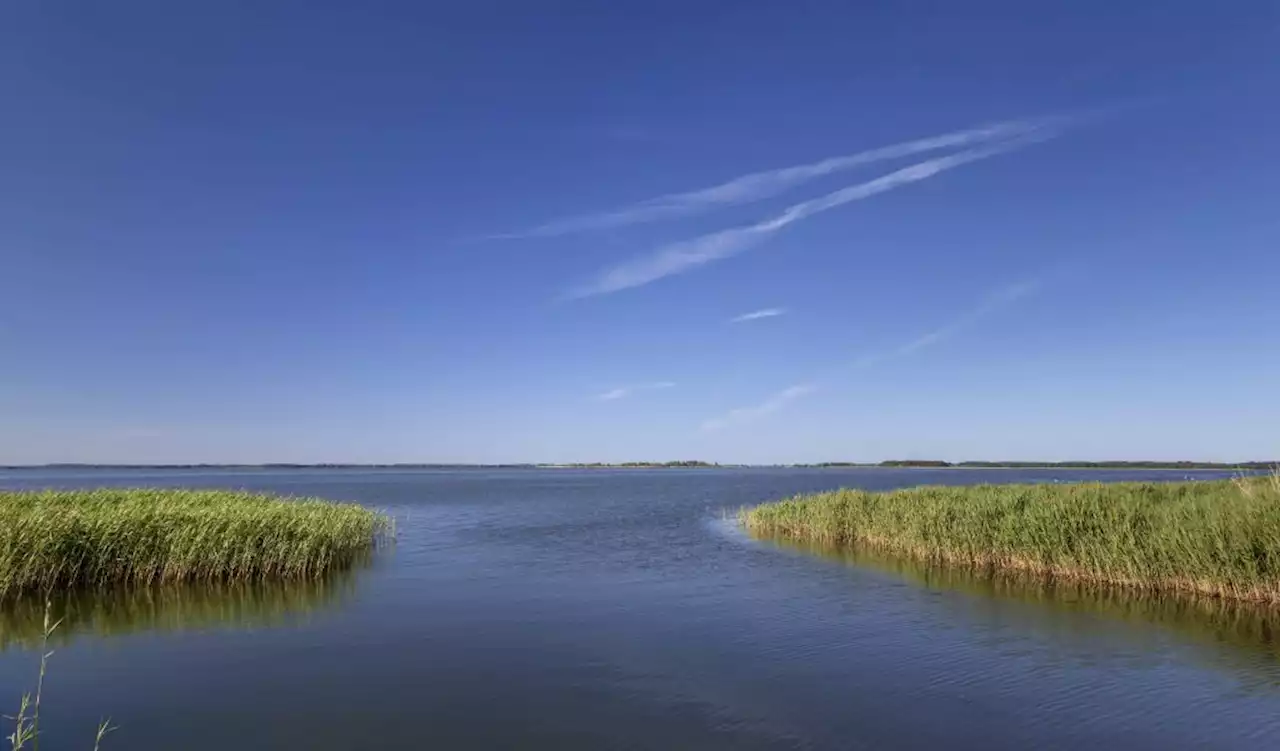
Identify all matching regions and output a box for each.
[0,567,363,651]
[759,533,1280,682]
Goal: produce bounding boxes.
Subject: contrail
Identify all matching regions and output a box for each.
[594,381,676,401]
[700,383,817,432]
[730,308,787,323]
[494,118,1056,239]
[700,278,1044,431]
[568,133,1056,299]
[888,280,1042,359]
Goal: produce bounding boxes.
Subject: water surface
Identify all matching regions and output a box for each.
[2,467,1278,749]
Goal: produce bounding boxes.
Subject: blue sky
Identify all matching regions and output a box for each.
[3,2,1278,464]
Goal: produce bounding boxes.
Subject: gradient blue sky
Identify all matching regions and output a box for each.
[3,2,1279,464]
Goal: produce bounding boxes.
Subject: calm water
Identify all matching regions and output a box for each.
[2,467,1279,749]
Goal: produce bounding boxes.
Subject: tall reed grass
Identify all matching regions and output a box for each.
[741,474,1280,603]
[0,489,390,599]
[6,604,114,750]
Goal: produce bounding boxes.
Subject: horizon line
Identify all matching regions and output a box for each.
[4,460,1275,469]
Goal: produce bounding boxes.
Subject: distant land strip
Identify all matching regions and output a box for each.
[2,460,1276,471]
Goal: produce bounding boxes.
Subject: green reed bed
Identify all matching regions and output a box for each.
[0,489,390,598]
[741,474,1280,603]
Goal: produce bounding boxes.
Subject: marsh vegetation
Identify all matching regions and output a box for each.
[0,489,389,599]
[742,474,1280,603]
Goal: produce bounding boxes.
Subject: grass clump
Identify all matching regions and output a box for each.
[0,489,390,599]
[741,474,1280,603]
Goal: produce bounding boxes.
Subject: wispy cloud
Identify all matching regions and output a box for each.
[730,307,787,323]
[595,381,676,401]
[493,118,1056,240]
[701,383,817,431]
[112,427,168,440]
[567,133,1059,299]
[887,280,1041,359]
[700,279,1043,430]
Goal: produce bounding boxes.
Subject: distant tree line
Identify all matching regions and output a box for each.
[6,460,1273,471]
[877,460,1276,470]
[544,460,721,468]
[9,462,540,470]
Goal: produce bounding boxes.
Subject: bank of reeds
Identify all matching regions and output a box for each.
[0,489,390,599]
[741,473,1280,603]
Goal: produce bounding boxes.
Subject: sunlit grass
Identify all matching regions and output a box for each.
[741,474,1280,603]
[0,489,390,599]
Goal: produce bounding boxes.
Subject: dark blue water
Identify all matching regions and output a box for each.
[2,468,1278,749]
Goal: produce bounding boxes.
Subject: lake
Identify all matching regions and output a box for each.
[2,467,1278,749]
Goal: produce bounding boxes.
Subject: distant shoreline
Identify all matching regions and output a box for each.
[2,461,1274,471]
